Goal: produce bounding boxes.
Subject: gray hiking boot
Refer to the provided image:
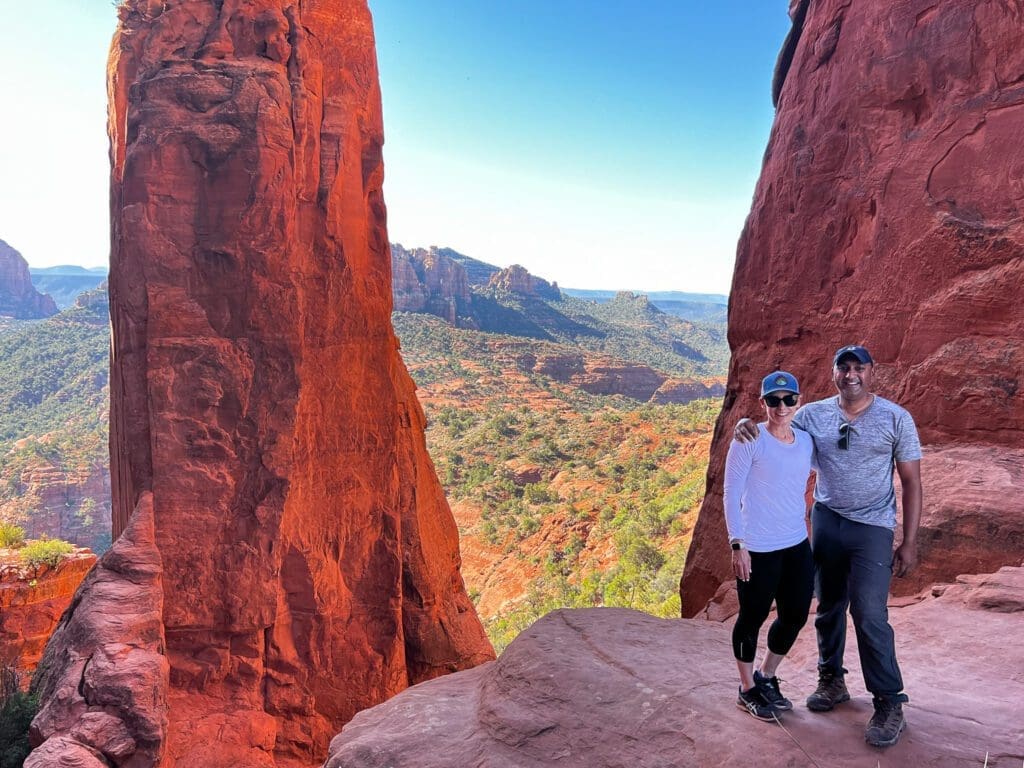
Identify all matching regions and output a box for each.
[754,670,792,711]
[865,694,909,747]
[806,667,851,712]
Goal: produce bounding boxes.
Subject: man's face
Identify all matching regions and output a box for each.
[833,355,873,399]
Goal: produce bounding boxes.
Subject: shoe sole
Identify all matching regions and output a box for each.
[866,717,906,747]
[736,699,781,722]
[806,691,851,712]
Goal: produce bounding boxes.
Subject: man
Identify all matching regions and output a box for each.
[734,344,922,748]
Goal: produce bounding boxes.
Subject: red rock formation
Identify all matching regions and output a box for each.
[0,240,58,319]
[488,264,560,299]
[31,1,492,765]
[521,351,721,405]
[681,0,1024,615]
[325,572,1024,766]
[390,244,474,325]
[27,494,166,768]
[650,378,725,405]
[0,550,96,686]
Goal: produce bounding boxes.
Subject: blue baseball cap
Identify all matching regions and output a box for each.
[761,370,800,397]
[833,344,874,366]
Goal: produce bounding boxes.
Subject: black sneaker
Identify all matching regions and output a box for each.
[865,694,908,747]
[806,667,851,712]
[754,670,792,711]
[737,685,780,722]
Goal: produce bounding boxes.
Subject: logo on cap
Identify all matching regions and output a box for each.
[775,376,787,386]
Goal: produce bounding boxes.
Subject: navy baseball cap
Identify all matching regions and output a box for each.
[833,345,874,366]
[761,370,800,397]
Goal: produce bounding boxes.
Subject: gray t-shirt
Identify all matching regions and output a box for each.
[793,395,922,529]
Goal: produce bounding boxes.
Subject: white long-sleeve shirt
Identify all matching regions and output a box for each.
[723,423,814,552]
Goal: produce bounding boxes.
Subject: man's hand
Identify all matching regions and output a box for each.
[732,548,752,582]
[733,418,758,443]
[892,540,918,577]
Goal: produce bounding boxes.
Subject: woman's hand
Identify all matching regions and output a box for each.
[732,548,752,582]
[734,418,758,443]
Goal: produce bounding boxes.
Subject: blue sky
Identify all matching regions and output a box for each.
[0,1,790,293]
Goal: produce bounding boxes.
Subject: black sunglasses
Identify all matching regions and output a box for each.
[764,393,799,407]
[838,422,851,450]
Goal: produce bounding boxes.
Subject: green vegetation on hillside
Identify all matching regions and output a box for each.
[0,303,110,551]
[396,310,721,652]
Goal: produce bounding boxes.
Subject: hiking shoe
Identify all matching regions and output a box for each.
[754,670,792,711]
[865,694,908,747]
[806,667,850,712]
[737,685,780,722]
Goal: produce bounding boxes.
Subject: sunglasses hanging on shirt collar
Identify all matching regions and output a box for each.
[838,422,852,450]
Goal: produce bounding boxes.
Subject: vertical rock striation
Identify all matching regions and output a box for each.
[31,1,493,765]
[681,0,1024,615]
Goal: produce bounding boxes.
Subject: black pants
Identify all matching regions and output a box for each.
[811,503,904,697]
[732,539,814,663]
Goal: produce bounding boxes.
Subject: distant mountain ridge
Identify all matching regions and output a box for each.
[28,265,107,309]
[391,244,728,382]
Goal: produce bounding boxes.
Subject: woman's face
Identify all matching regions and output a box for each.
[761,391,800,428]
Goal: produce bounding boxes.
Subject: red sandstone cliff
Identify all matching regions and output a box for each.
[0,550,96,686]
[680,0,1024,615]
[518,351,723,404]
[488,264,561,300]
[391,244,474,325]
[0,240,58,319]
[29,1,493,766]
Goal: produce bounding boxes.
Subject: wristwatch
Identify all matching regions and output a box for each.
[730,538,746,551]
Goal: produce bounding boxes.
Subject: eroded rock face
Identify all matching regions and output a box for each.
[31,1,492,765]
[518,352,722,405]
[0,551,96,685]
[681,0,1024,615]
[325,570,1024,766]
[0,240,58,319]
[487,264,560,299]
[16,462,112,553]
[27,493,166,768]
[391,244,474,325]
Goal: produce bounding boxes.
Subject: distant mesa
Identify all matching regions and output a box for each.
[391,243,475,326]
[0,240,58,319]
[487,263,561,300]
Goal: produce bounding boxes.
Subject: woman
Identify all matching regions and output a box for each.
[724,370,814,721]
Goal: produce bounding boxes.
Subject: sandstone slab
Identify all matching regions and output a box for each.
[326,568,1024,767]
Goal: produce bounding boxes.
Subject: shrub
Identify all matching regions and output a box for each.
[0,523,25,548]
[0,688,37,768]
[18,537,75,569]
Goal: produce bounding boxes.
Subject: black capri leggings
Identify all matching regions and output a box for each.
[732,539,814,663]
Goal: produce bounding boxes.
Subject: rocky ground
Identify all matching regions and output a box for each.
[325,564,1024,768]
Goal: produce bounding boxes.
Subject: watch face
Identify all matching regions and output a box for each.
[731,542,741,550]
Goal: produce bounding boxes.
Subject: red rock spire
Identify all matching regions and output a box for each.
[29,1,493,765]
